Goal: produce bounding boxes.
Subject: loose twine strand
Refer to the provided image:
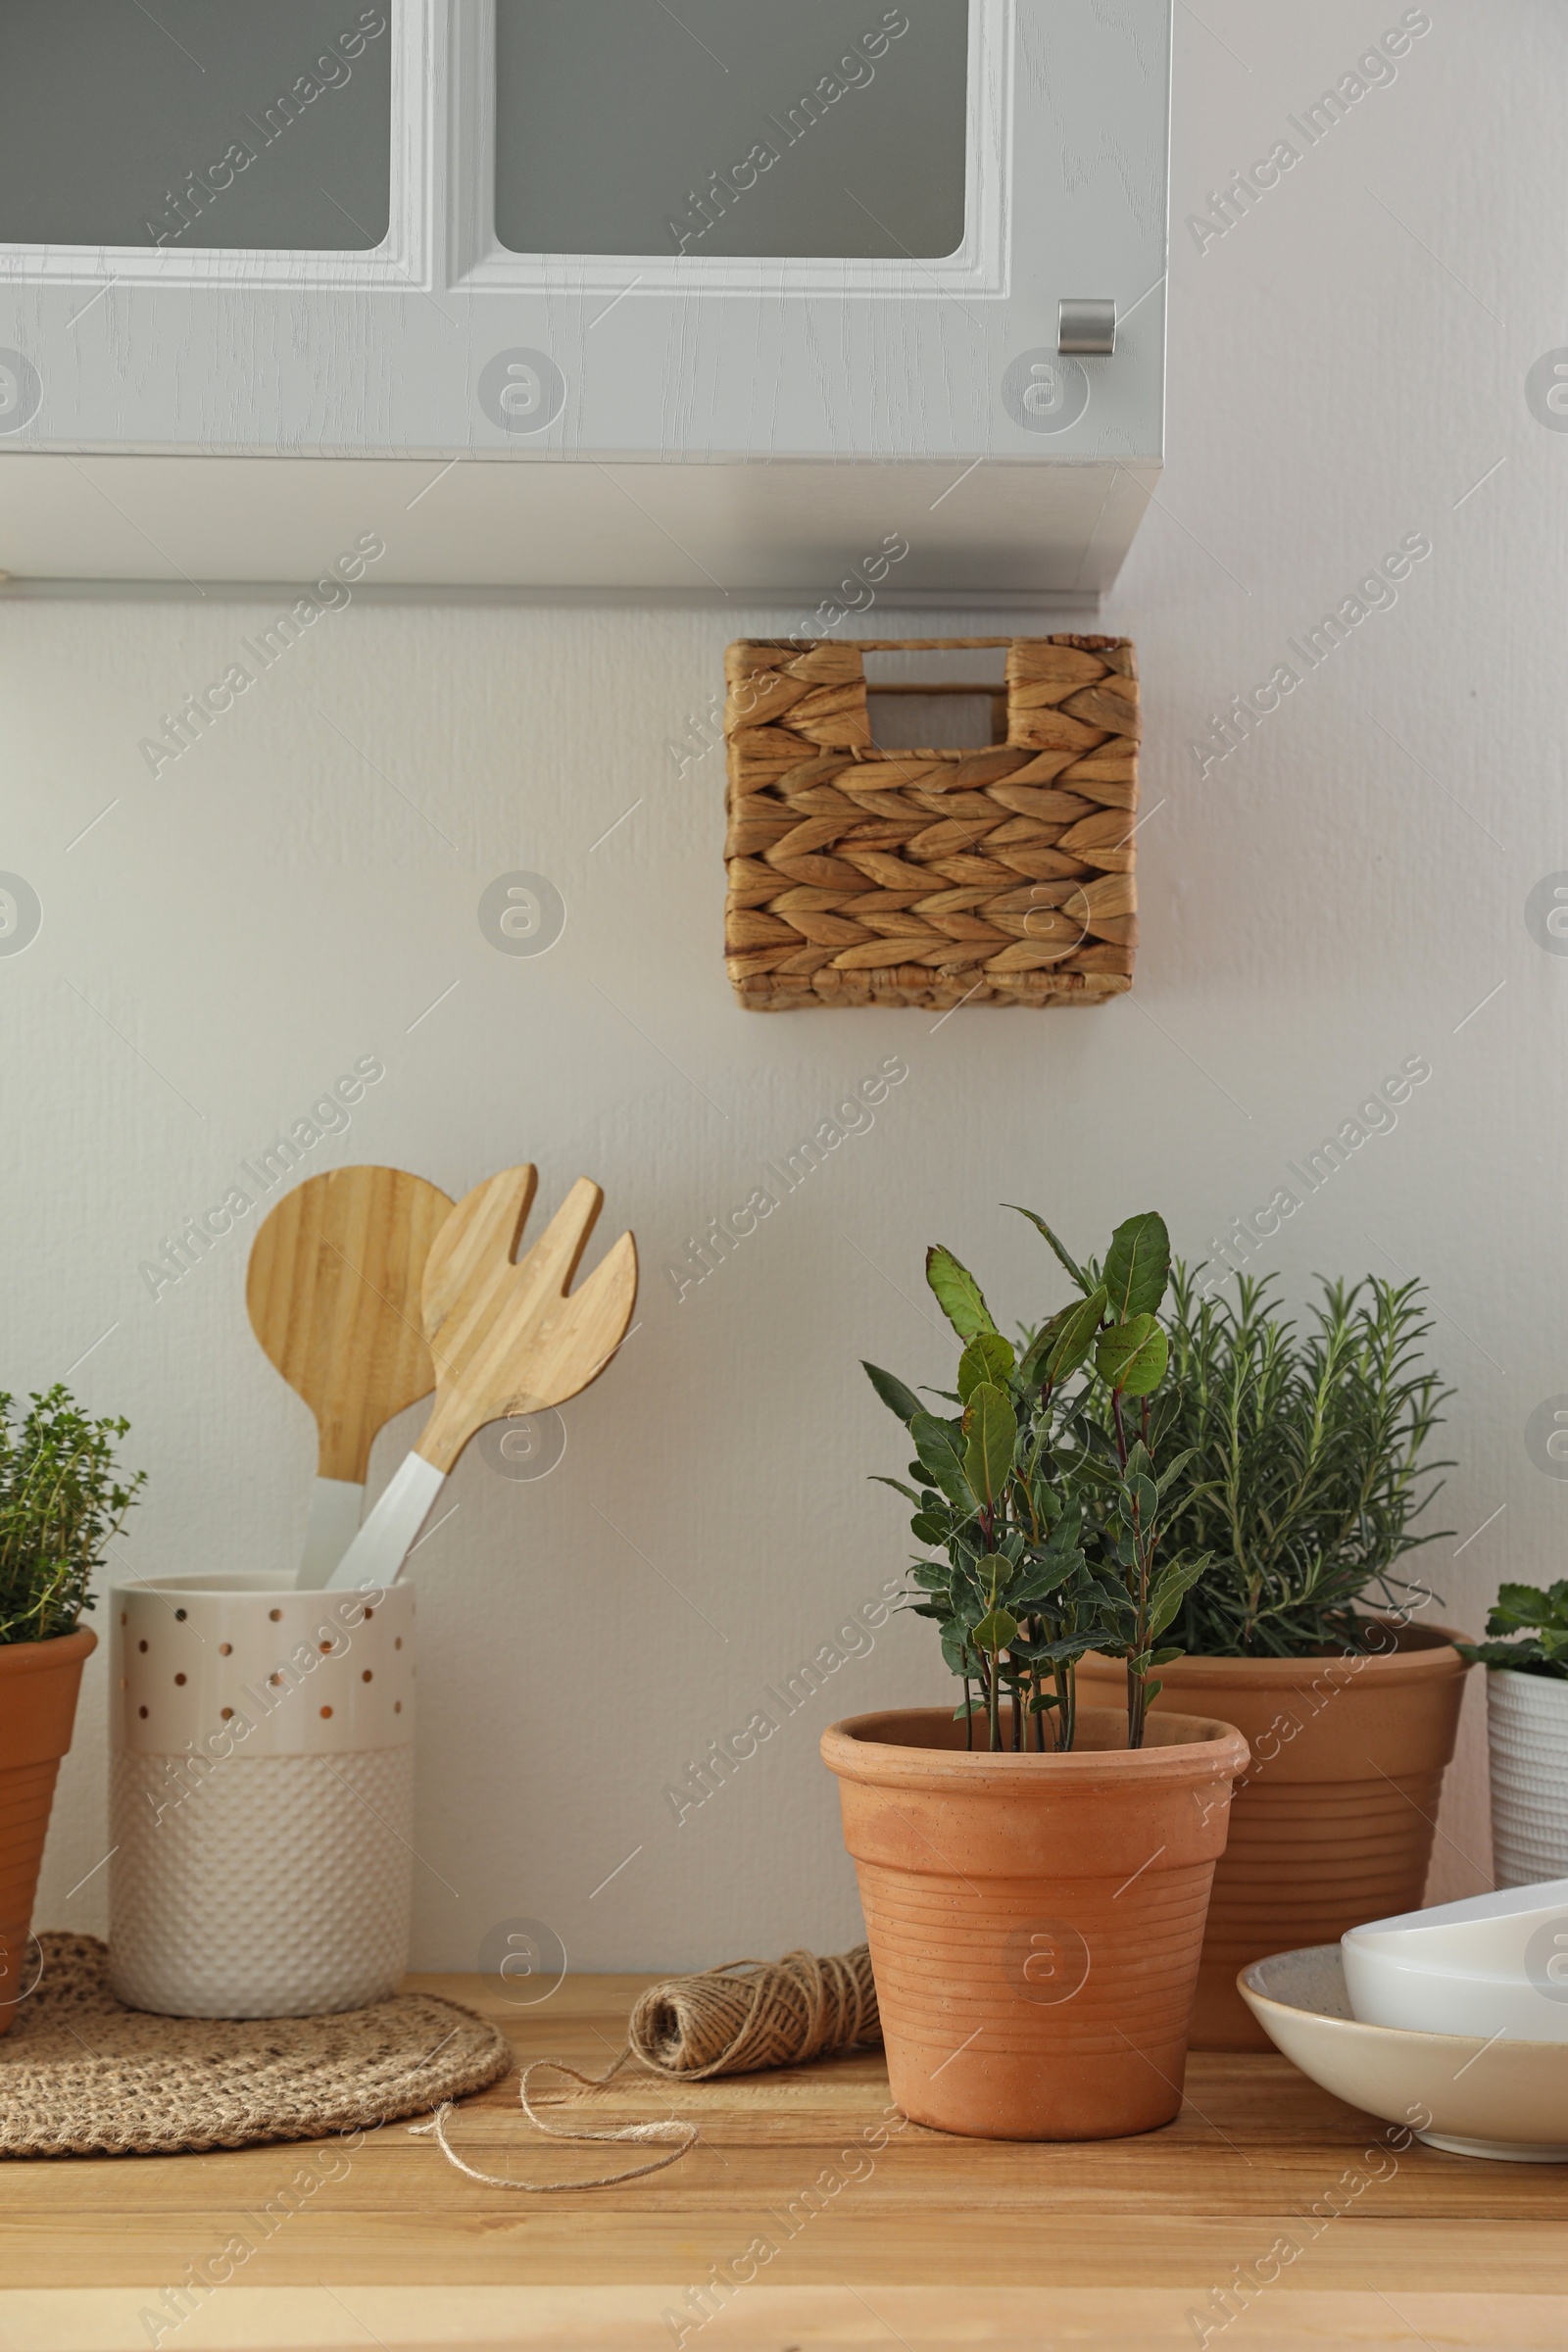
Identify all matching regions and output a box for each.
[410,1944,880,2193]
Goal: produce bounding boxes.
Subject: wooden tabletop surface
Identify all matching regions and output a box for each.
[2,1971,1565,2350]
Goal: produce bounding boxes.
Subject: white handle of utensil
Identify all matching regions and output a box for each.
[322,1452,448,1591]
[295,1476,368,1590]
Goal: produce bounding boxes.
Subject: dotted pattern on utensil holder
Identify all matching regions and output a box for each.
[1489,1670,1568,1887]
[723,635,1140,1011]
[113,1576,415,1758]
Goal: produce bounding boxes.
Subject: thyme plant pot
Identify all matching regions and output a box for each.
[0,1625,97,2037]
[821,1705,1250,2140]
[1078,1622,1471,2050]
[1488,1670,1568,1886]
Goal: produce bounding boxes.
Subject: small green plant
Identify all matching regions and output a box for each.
[863,1208,1209,1752]
[1458,1584,1568,1681]
[1129,1267,1452,1658]
[0,1386,146,1646]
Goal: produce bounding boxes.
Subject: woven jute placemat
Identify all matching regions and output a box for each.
[0,1933,512,2158]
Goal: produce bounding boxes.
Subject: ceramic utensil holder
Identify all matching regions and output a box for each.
[1489,1670,1568,1887]
[109,1574,415,2018]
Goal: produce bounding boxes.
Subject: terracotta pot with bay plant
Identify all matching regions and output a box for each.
[0,1387,144,2034]
[1459,1582,1568,1887]
[825,1209,1249,2141]
[1076,1269,1468,2049]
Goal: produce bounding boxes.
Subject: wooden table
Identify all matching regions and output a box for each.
[2,1973,1565,2350]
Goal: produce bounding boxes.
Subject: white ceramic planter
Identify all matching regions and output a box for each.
[1489,1671,1568,1889]
[109,1574,416,2018]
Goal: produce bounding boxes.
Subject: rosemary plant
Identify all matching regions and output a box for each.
[0,1386,146,1645]
[864,1208,1210,1752]
[1130,1267,1452,1658]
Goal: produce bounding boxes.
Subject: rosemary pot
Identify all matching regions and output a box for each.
[1078,1621,1470,2049]
[822,1705,1249,2140]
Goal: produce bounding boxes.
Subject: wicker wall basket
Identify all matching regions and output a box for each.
[723,635,1140,1012]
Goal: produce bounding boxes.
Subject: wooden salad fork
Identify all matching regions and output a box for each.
[324,1165,637,1589]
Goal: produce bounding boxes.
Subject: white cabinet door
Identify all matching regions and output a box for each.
[0,0,1170,596]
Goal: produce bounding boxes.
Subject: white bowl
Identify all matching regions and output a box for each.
[1239,1944,1568,2162]
[1342,1878,1568,2042]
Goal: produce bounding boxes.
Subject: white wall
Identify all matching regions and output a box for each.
[14,0,1562,1970]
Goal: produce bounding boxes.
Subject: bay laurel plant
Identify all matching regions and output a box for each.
[863,1208,1209,1753]
[0,1386,146,1646]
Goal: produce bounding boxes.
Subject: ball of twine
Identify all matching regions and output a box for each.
[626,1943,880,2081]
[414,1943,881,2193]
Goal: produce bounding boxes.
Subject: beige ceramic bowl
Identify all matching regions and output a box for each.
[1240,1944,1568,2162]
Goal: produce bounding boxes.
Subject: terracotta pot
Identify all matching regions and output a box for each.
[1077,1622,1471,2051]
[0,1624,97,2037]
[821,1705,1249,2140]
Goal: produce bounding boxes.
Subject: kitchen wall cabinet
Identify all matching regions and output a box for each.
[0,1,1170,599]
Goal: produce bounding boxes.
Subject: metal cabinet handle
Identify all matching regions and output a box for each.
[1058,299,1117,357]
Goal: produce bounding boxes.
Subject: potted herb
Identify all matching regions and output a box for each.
[822,1209,1249,2141]
[0,1386,144,2034]
[1459,1584,1568,1886]
[1077,1268,1469,2048]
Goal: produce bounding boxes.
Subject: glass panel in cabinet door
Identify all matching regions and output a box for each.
[493,0,968,260]
[0,3,392,250]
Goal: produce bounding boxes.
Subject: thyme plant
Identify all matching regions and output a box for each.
[1129,1268,1452,1657]
[0,1386,146,1645]
[864,1208,1209,1752]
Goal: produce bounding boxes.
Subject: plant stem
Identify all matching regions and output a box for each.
[1054,1656,1076,1754]
[975,1646,999,1753]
